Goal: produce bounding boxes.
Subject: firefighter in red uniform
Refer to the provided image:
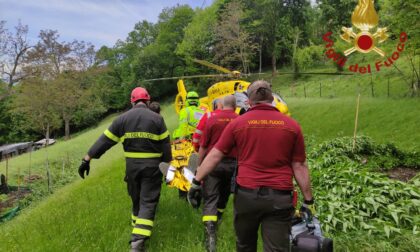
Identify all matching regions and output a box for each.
[197,95,238,252]
[78,87,172,252]
[192,98,223,152]
[188,81,315,252]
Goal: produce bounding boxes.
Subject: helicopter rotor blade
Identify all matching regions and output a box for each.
[192,59,233,74]
[142,71,353,82]
[142,74,231,82]
[245,72,353,77]
[279,72,353,75]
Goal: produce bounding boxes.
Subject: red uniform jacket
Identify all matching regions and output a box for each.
[215,104,306,190]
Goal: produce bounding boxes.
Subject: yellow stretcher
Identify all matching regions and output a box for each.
[159,140,198,192]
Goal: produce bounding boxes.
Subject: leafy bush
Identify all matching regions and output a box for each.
[310,136,420,170]
[295,44,324,71]
[308,136,420,238]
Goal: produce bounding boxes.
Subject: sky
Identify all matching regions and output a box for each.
[0,0,211,49]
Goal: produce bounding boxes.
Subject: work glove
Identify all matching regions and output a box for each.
[187,178,202,209]
[300,198,316,222]
[78,159,90,179]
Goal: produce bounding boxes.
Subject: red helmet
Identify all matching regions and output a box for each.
[131,87,150,103]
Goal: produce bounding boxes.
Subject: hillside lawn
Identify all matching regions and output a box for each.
[0,90,419,251]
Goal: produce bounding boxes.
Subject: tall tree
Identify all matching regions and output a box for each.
[176,1,221,62]
[70,40,96,71]
[0,21,32,90]
[0,20,6,51]
[17,29,101,139]
[126,20,157,49]
[132,5,195,97]
[213,0,257,73]
[13,77,61,142]
[242,0,295,75]
[26,30,72,79]
[316,0,357,32]
[52,72,105,139]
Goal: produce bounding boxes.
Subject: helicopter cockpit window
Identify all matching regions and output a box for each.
[234,82,244,91]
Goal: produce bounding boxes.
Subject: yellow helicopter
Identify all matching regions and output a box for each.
[145,59,350,194]
[172,59,290,115]
[144,58,352,115]
[146,59,292,195]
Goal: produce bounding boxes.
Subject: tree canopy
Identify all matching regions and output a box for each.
[0,0,418,144]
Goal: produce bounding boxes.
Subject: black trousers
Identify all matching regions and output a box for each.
[125,159,162,241]
[202,158,236,222]
[234,186,294,252]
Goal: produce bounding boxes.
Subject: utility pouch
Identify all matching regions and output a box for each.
[291,217,333,252]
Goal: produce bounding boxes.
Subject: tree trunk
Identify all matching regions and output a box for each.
[64,118,70,140]
[46,124,50,145]
[271,54,276,76]
[239,46,247,74]
[292,29,301,79]
[259,37,263,74]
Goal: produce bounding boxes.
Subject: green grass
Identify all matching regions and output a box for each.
[261,53,418,99]
[0,88,419,251]
[288,97,420,150]
[0,103,237,251]
[0,115,117,184]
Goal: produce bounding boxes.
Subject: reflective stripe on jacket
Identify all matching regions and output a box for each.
[88,103,172,163]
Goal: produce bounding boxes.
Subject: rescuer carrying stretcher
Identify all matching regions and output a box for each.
[188,80,316,252]
[192,98,223,152]
[78,87,171,252]
[198,95,238,252]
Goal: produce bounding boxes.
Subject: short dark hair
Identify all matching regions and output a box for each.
[149,101,161,114]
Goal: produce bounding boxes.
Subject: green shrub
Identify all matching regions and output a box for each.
[308,136,420,239]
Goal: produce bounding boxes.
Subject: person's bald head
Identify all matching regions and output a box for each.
[247,80,274,106]
[223,95,236,110]
[212,98,223,110]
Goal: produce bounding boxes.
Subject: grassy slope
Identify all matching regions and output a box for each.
[0,115,117,183]
[269,45,417,99]
[0,90,418,250]
[289,97,420,150]
[0,103,238,252]
[265,59,420,150]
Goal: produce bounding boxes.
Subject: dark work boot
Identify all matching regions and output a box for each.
[204,221,217,252]
[179,189,188,200]
[130,239,145,252]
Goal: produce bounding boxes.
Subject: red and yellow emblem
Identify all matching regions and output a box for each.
[340,0,388,57]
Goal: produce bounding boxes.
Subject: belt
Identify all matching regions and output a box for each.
[238,185,292,195]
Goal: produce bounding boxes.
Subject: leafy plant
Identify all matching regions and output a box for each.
[310,136,420,171]
[308,136,420,239]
